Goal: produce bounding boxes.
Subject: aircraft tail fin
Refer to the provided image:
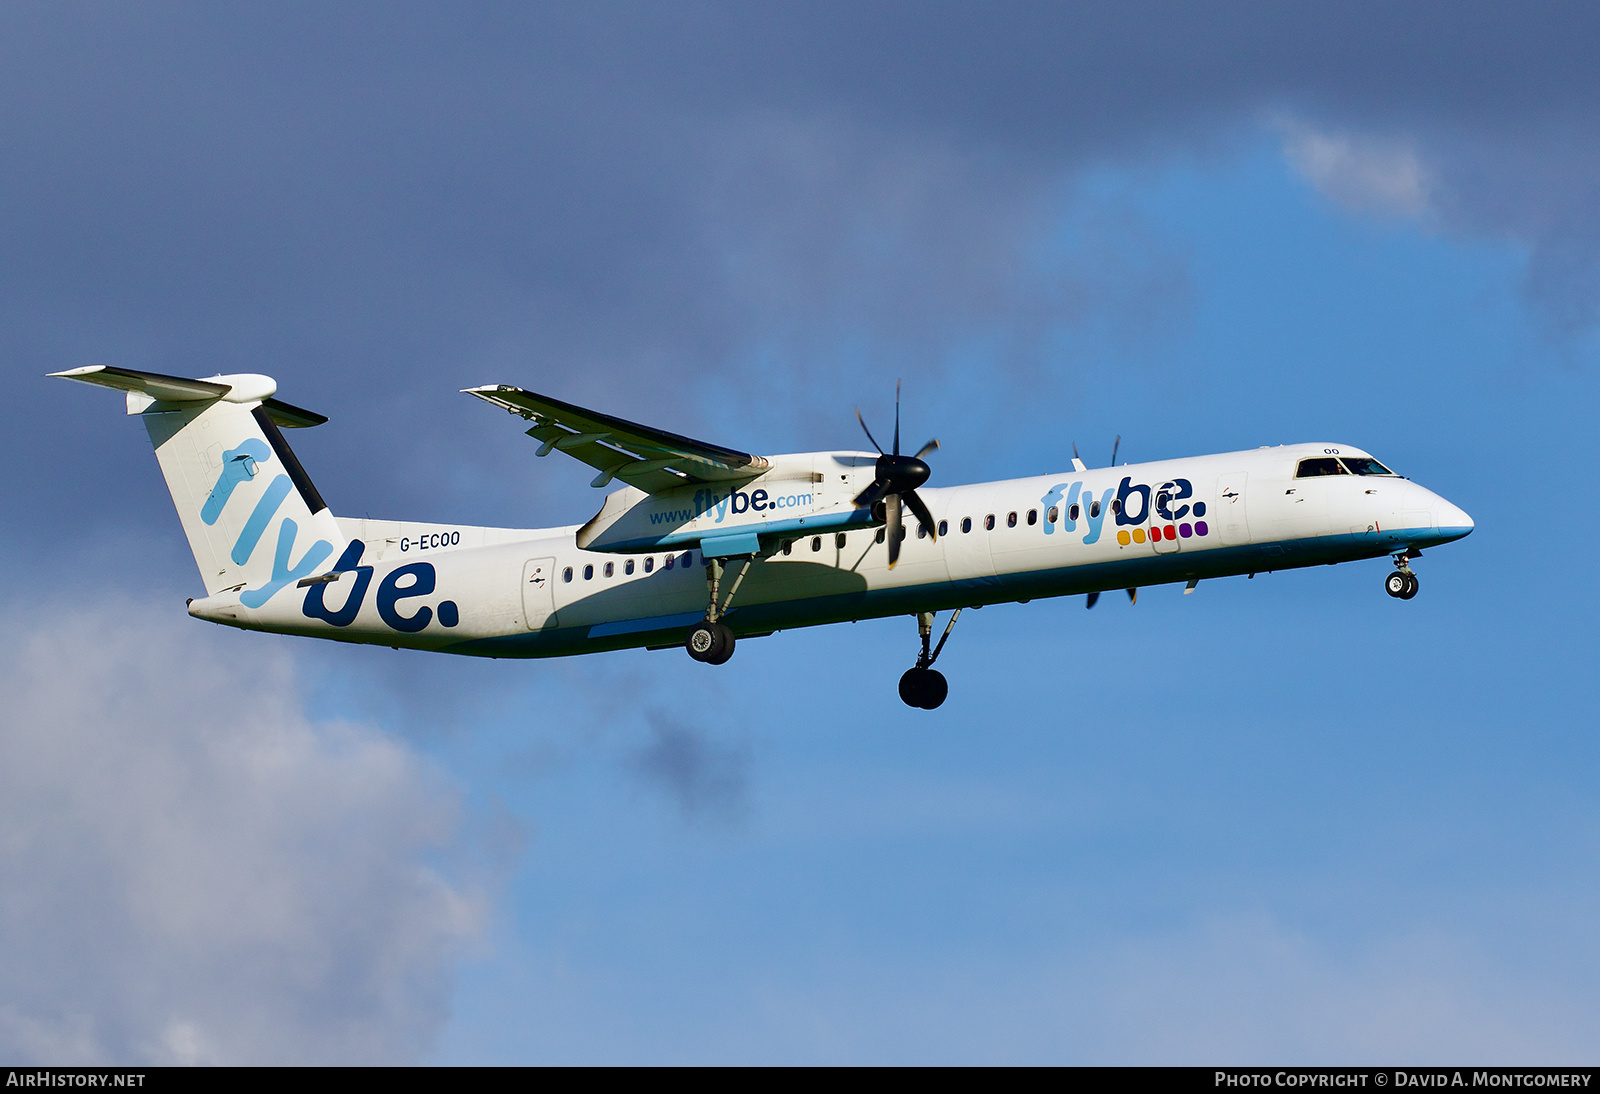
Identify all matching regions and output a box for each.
[52,366,345,602]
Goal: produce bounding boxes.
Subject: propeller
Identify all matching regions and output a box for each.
[854,380,939,569]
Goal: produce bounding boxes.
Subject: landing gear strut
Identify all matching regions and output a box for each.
[686,556,751,664]
[1385,552,1419,600]
[899,609,962,710]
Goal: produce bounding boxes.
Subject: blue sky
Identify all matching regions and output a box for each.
[2,3,1598,1064]
[411,146,1600,1063]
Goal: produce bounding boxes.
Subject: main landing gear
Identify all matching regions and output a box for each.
[899,609,962,710]
[1385,551,1420,600]
[686,556,752,664]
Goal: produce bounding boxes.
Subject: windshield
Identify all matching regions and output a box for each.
[1340,456,1394,476]
[1295,457,1347,478]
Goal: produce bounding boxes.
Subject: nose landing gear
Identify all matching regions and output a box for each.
[1385,552,1419,599]
[900,609,962,709]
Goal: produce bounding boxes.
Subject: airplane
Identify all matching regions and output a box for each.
[52,365,1474,709]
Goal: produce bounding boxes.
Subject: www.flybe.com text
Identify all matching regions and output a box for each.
[649,488,815,526]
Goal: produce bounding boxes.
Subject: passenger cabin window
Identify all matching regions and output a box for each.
[781,540,792,555]
[1007,511,1018,528]
[875,528,886,544]
[625,559,635,575]
[1295,457,1348,478]
[1027,509,1038,526]
[644,557,654,573]
[583,564,594,580]
[812,536,822,552]
[1089,500,1100,518]
[961,517,972,534]
[603,561,614,578]
[835,532,847,549]
[1069,503,1080,521]
[984,514,996,531]
[938,520,949,537]
[563,566,573,583]
[1341,457,1394,476]
[664,555,673,570]
[681,552,694,567]
[1047,506,1058,524]
[916,523,927,539]
[1111,498,1121,515]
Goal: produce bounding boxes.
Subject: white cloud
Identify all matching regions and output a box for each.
[1280,120,1433,218]
[0,604,483,1064]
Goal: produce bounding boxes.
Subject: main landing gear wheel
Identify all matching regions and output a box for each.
[688,555,751,664]
[686,621,735,664]
[1385,571,1419,599]
[899,667,948,710]
[899,609,962,709]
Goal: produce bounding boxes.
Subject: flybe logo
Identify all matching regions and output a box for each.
[202,439,333,608]
[648,487,815,527]
[1039,477,1212,545]
[300,541,461,632]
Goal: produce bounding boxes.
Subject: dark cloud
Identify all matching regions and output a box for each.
[631,713,750,825]
[6,1,1600,557]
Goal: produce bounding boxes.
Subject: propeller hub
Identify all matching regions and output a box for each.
[876,454,930,492]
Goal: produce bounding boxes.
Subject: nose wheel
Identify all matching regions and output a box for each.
[900,609,962,709]
[1385,554,1419,599]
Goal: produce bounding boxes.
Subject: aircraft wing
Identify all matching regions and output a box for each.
[463,385,769,493]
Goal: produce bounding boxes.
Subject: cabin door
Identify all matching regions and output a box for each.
[522,556,558,630]
[1215,473,1251,546]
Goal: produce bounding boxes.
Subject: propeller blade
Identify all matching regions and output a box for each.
[903,489,937,541]
[914,438,940,460]
[886,494,902,568]
[1126,587,1137,605]
[855,408,884,455]
[893,379,901,456]
[1111,435,1121,467]
[1086,591,1100,609]
[853,478,892,509]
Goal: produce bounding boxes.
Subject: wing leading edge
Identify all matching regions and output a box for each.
[464,385,769,494]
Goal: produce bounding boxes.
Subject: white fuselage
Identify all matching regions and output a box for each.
[186,442,1473,657]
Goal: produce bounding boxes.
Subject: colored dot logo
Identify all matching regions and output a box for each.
[1117,521,1209,546]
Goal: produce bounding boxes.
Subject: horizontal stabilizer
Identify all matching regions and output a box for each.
[50,365,327,427]
[50,364,229,402]
[464,384,768,494]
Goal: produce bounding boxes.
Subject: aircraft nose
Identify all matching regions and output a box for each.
[1434,496,1474,538]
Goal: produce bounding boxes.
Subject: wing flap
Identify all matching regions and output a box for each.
[466,385,769,493]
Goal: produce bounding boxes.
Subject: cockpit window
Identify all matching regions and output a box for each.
[1295,457,1347,478]
[1340,457,1394,476]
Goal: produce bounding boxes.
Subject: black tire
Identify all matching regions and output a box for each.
[1385,571,1409,598]
[899,667,927,707]
[706,623,736,665]
[685,622,718,662]
[1400,572,1419,600]
[898,667,948,709]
